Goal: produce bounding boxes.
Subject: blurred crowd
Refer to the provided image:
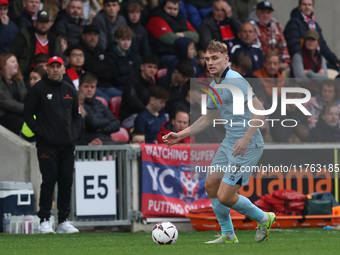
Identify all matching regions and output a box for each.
[1,0,340,145]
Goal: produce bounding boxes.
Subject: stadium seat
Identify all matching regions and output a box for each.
[327,68,339,79]
[156,68,168,79]
[95,96,108,107]
[110,96,122,120]
[110,127,129,142]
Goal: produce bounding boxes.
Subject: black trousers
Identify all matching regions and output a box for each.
[36,144,75,224]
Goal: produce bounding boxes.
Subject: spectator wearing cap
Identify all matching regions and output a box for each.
[24,56,82,234]
[15,0,41,29]
[284,0,340,68]
[126,1,150,57]
[0,0,19,54]
[92,0,126,50]
[229,22,263,77]
[52,0,85,45]
[9,10,62,78]
[198,0,240,51]
[248,1,290,71]
[291,30,328,80]
[64,45,85,90]
[80,23,119,103]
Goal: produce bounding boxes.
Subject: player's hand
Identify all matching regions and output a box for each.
[232,137,250,157]
[162,132,181,147]
[176,32,185,37]
[0,14,9,25]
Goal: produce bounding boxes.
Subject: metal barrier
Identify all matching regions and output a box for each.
[69,145,140,227]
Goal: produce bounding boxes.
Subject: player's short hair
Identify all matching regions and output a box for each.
[79,72,98,86]
[149,86,169,101]
[142,54,159,66]
[205,40,228,55]
[232,52,252,73]
[114,25,135,40]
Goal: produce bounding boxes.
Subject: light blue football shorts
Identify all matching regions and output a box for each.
[210,142,263,186]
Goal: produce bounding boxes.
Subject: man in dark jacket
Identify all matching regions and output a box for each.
[79,23,119,103]
[52,0,85,45]
[107,25,141,89]
[78,72,121,143]
[9,10,62,77]
[229,22,263,77]
[120,54,159,128]
[23,56,82,234]
[284,0,340,67]
[126,1,150,57]
[92,0,126,50]
[157,58,194,115]
[198,0,240,50]
[15,0,40,29]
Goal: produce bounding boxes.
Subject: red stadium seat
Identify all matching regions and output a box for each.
[110,127,129,142]
[156,68,167,79]
[95,96,108,107]
[110,96,122,120]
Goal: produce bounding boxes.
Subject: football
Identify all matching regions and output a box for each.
[152,222,178,245]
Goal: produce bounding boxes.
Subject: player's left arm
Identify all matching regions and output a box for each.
[232,97,265,157]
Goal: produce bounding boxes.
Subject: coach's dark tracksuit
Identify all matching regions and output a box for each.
[23,77,82,223]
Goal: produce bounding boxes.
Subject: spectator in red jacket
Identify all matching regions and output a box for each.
[146,0,199,67]
[157,110,195,144]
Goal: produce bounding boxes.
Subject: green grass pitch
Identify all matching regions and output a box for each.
[1,228,340,255]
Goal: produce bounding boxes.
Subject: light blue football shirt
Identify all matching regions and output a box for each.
[206,67,264,148]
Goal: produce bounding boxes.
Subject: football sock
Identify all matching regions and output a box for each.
[222,233,236,240]
[258,212,269,224]
[231,195,266,223]
[211,198,235,236]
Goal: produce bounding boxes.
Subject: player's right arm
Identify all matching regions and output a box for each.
[162,108,219,146]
